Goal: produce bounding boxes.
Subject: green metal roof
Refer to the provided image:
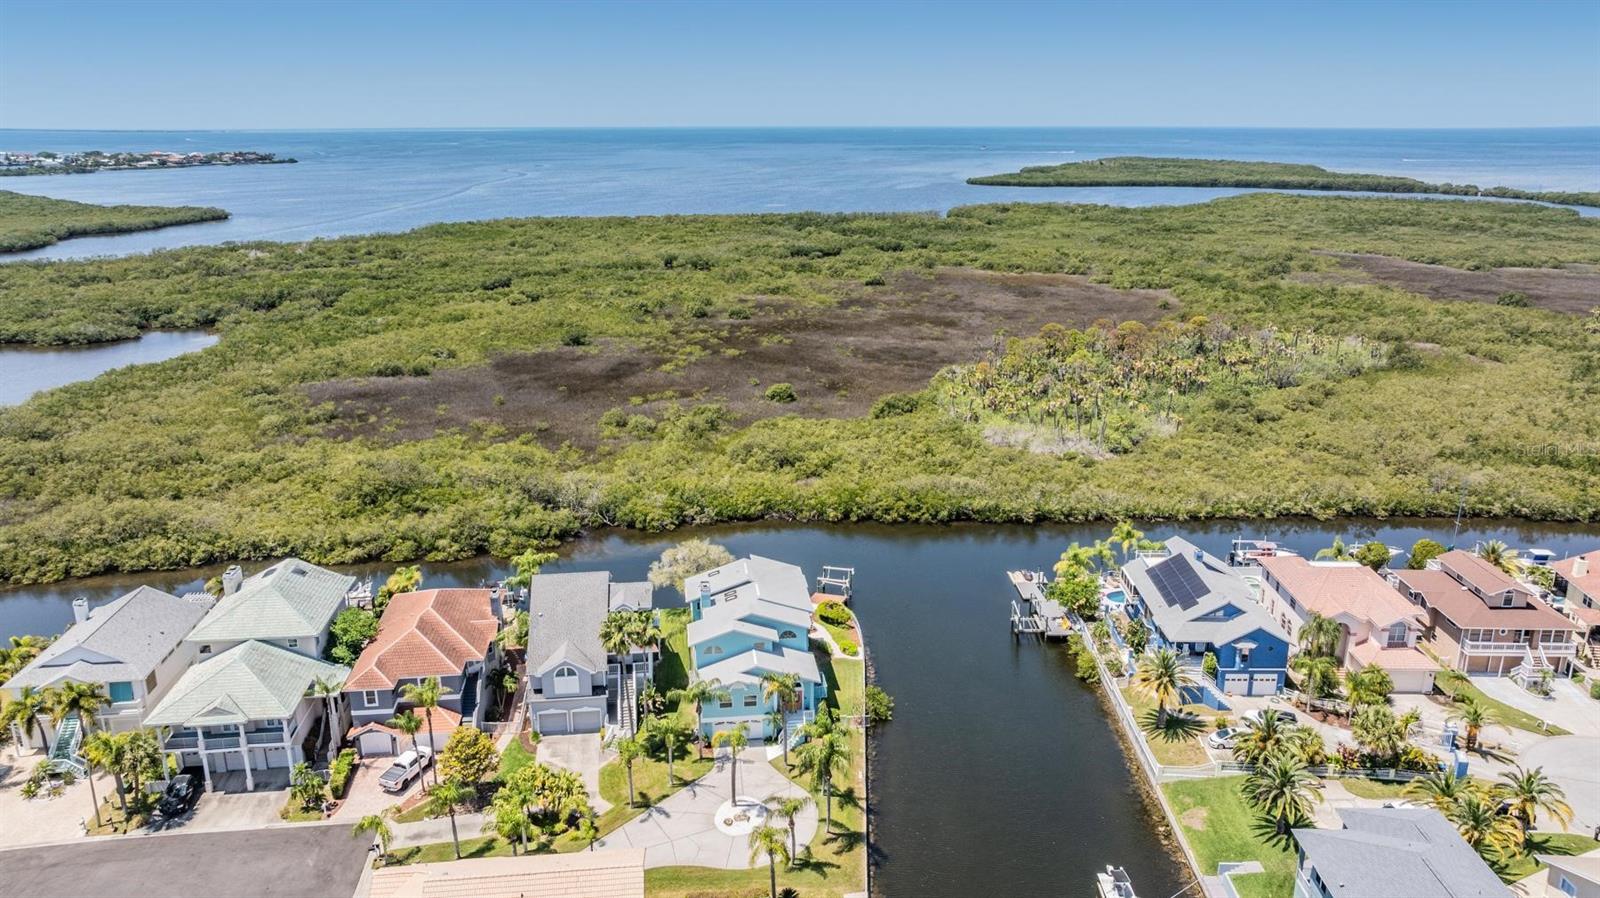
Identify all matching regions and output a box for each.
[144,640,348,727]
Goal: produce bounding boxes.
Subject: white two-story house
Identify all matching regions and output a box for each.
[144,559,354,791]
[2,587,211,765]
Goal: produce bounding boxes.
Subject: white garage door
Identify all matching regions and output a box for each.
[571,708,605,733]
[536,710,571,735]
[358,731,396,757]
[1221,673,1250,695]
[1250,674,1279,696]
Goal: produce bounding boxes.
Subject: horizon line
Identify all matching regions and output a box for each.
[3,124,1599,134]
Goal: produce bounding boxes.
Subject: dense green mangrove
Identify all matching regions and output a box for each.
[0,190,229,253]
[0,194,1597,584]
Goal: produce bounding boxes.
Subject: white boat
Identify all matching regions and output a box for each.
[1096,865,1138,898]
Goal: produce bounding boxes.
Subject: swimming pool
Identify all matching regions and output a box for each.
[1103,589,1127,606]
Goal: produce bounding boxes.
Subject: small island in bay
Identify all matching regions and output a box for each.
[968,155,1600,208]
[0,190,229,252]
[0,149,295,176]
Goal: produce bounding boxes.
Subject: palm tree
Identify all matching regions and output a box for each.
[761,672,801,764]
[1350,705,1403,764]
[4,685,55,752]
[495,610,529,650]
[1315,537,1355,562]
[82,729,130,814]
[1297,613,1343,659]
[1109,520,1146,565]
[1449,792,1522,861]
[1448,697,1500,752]
[1404,769,1481,813]
[712,727,749,797]
[668,678,729,731]
[1290,653,1340,700]
[351,813,394,863]
[51,680,109,733]
[794,726,851,833]
[766,792,813,862]
[632,610,662,681]
[1345,667,1393,707]
[644,716,687,785]
[311,676,345,763]
[484,786,535,854]
[1242,751,1321,835]
[748,823,791,898]
[1131,649,1193,727]
[1233,713,1290,766]
[600,612,637,677]
[425,779,472,859]
[1496,765,1573,839]
[400,677,444,784]
[611,735,643,807]
[386,710,423,755]
[1477,540,1525,577]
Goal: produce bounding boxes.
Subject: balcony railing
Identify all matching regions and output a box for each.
[1461,639,1537,654]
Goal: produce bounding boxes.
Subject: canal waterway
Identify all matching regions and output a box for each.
[2,518,1596,896]
[0,329,217,406]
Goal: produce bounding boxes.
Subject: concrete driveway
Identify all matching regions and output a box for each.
[331,756,426,821]
[1519,736,1600,835]
[599,747,817,869]
[538,733,615,813]
[156,769,291,834]
[0,746,112,846]
[0,822,370,898]
[1471,675,1600,737]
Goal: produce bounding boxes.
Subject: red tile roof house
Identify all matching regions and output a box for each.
[1551,549,1600,665]
[1257,556,1440,693]
[343,589,501,757]
[1390,550,1580,682]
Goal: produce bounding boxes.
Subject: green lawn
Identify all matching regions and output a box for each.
[1163,776,1298,898]
[1121,685,1218,767]
[1494,833,1600,883]
[497,736,540,781]
[389,833,514,865]
[1334,777,1412,800]
[1437,672,1570,737]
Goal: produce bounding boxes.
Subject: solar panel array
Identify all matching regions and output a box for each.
[1146,555,1209,610]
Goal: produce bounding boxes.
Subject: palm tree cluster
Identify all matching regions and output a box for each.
[1289,613,1343,700]
[793,706,853,835]
[483,761,592,855]
[0,634,52,683]
[1235,715,1329,834]
[935,318,1386,455]
[1403,766,1572,864]
[1131,648,1194,727]
[599,610,663,682]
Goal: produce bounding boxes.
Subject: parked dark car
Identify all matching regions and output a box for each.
[157,773,201,817]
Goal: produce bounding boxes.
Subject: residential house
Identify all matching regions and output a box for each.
[685,555,826,740]
[1391,550,1579,678]
[2,587,210,758]
[1551,549,1600,665]
[144,558,357,790]
[344,588,500,757]
[1532,851,1600,898]
[1257,556,1439,693]
[1120,537,1291,696]
[1292,807,1511,898]
[524,571,655,736]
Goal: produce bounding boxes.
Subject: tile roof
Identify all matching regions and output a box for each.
[1392,569,1576,631]
[144,640,348,727]
[1258,556,1423,628]
[3,586,208,691]
[1293,807,1511,898]
[345,589,497,691]
[1552,549,1600,600]
[187,558,355,643]
[1121,537,1288,647]
[348,705,461,742]
[368,850,644,898]
[1347,639,1441,672]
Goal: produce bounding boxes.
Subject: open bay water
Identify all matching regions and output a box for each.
[2,127,1597,261]
[2,519,1598,896]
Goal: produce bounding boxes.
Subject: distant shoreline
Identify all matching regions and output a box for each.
[969,156,1600,209]
[0,149,295,177]
[0,190,229,253]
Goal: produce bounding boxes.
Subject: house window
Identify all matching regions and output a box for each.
[363,690,378,707]
[199,645,212,654]
[743,693,758,708]
[145,671,158,693]
[780,630,798,640]
[286,638,299,648]
[718,696,733,709]
[704,645,724,656]
[553,665,580,697]
[1500,593,1514,607]
[107,681,134,703]
[1386,622,1408,648]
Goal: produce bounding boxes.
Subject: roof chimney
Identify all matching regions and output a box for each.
[71,596,90,625]
[222,565,244,596]
[1576,556,1590,579]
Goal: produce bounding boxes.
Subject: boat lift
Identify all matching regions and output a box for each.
[816,565,855,601]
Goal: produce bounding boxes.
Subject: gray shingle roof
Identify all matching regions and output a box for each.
[698,646,822,688]
[608,581,654,612]
[1293,808,1511,898]
[186,558,355,643]
[1121,536,1286,646]
[527,572,610,675]
[684,555,813,650]
[3,587,208,691]
[144,640,349,727]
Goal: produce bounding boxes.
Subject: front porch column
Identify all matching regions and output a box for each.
[196,727,213,792]
[237,723,254,791]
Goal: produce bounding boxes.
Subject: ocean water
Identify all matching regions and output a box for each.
[2,127,1597,260]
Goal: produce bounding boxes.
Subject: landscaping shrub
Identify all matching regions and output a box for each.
[1590,681,1600,701]
[1075,650,1100,684]
[837,638,860,656]
[870,392,922,418]
[763,382,797,403]
[328,748,357,799]
[817,601,853,627]
[865,685,894,723]
[1201,652,1219,679]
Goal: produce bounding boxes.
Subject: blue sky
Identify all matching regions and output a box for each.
[2,0,1597,130]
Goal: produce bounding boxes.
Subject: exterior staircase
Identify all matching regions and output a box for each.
[784,709,814,751]
[617,669,639,738]
[47,712,87,778]
[1512,646,1551,689]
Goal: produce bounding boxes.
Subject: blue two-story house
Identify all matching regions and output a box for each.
[685,555,826,741]
[1121,536,1291,697]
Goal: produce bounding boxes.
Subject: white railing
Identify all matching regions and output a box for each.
[1460,639,1535,654]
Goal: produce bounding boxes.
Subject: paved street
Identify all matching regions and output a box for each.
[1519,736,1600,835]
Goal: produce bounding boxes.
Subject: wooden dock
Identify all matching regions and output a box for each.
[1007,570,1072,640]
